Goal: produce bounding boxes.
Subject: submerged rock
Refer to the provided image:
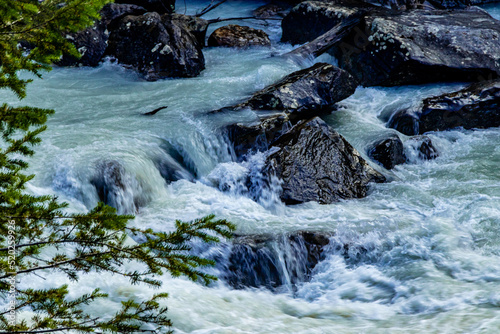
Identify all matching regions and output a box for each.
[226,114,292,159]
[106,12,205,80]
[410,136,439,160]
[207,25,271,48]
[368,134,406,169]
[155,141,197,183]
[90,160,147,214]
[332,7,500,86]
[266,117,385,204]
[389,80,500,134]
[224,231,331,290]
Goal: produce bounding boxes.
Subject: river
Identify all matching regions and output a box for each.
[2,1,500,333]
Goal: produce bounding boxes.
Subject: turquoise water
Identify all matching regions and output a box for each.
[1,1,500,333]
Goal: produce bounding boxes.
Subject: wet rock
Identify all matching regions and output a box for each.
[222,63,357,160]
[428,0,499,9]
[389,80,500,134]
[412,136,439,160]
[266,117,385,205]
[226,115,292,159]
[224,231,331,290]
[106,12,205,80]
[241,63,358,117]
[418,80,500,133]
[57,3,146,67]
[332,7,500,86]
[387,108,420,136]
[100,3,148,25]
[114,0,175,14]
[155,141,197,182]
[281,1,361,45]
[253,3,290,18]
[166,14,209,46]
[367,134,406,169]
[90,161,146,214]
[207,25,271,48]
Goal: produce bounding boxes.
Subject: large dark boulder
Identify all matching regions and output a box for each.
[222,63,357,159]
[114,0,175,14]
[240,63,358,117]
[332,7,500,86]
[281,1,361,45]
[58,3,146,67]
[224,232,331,290]
[389,80,500,135]
[106,12,205,80]
[367,134,406,169]
[166,14,209,46]
[208,25,271,48]
[266,117,385,204]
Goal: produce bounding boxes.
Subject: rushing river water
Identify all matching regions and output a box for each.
[2,1,500,333]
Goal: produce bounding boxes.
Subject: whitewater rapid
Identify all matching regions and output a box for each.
[1,1,500,333]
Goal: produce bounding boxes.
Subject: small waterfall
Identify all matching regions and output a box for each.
[90,160,148,214]
[204,150,284,210]
[216,232,332,292]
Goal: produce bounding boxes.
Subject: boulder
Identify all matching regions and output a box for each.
[226,114,292,159]
[389,80,500,134]
[411,136,439,160]
[57,3,146,67]
[114,0,175,14]
[207,25,271,48]
[239,63,358,117]
[222,63,358,159]
[428,0,500,9]
[367,134,406,169]
[224,231,331,290]
[166,14,209,46]
[281,1,361,45]
[106,12,205,80]
[253,3,290,18]
[332,7,500,86]
[265,117,385,204]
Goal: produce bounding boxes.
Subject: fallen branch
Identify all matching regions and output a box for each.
[196,0,229,17]
[142,105,168,116]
